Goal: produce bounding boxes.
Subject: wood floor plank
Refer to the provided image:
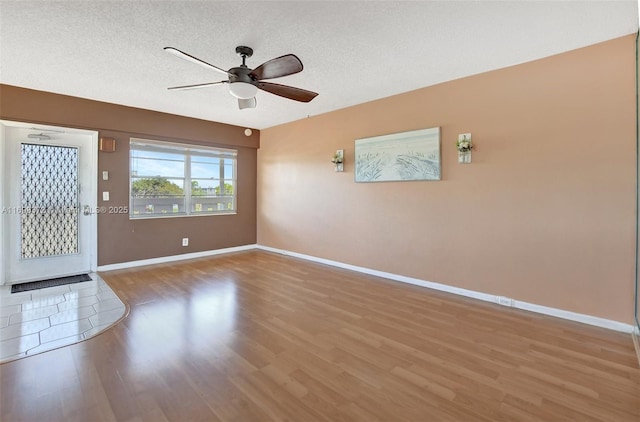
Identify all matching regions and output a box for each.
[1,250,639,421]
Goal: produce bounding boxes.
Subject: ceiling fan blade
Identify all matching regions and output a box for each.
[250,54,303,80]
[167,81,227,91]
[164,47,229,76]
[238,97,256,110]
[257,82,318,103]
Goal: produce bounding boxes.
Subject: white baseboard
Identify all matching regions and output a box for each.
[96,243,635,334]
[96,244,257,272]
[632,327,640,368]
[256,245,635,334]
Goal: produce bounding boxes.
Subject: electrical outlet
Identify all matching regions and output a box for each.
[497,296,513,307]
[182,238,189,247]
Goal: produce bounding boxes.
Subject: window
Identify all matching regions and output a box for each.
[130,138,237,219]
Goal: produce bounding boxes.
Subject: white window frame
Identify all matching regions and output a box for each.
[129,138,237,219]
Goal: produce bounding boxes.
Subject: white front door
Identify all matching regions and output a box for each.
[1,121,97,284]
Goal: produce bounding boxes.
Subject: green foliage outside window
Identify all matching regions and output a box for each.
[214,183,234,196]
[132,178,233,197]
[131,177,182,197]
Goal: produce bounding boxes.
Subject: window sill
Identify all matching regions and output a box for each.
[129,212,237,220]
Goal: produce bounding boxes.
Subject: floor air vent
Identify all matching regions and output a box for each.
[11,274,92,293]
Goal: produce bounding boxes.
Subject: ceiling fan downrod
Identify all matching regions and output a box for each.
[235,46,253,67]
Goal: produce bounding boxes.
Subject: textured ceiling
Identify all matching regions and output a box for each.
[0,1,637,130]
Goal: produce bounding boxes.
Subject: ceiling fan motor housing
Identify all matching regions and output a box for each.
[228,66,258,99]
[229,67,255,84]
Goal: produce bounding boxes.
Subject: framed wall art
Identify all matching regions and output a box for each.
[354,127,441,182]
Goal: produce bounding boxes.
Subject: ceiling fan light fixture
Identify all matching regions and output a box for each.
[228,82,257,99]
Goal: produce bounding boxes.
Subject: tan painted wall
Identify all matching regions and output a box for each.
[258,35,637,324]
[1,85,258,266]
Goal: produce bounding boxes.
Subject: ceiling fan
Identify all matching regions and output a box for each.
[164,46,318,110]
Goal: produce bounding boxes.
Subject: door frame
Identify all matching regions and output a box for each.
[0,120,98,285]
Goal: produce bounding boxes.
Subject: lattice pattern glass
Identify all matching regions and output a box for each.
[21,143,79,259]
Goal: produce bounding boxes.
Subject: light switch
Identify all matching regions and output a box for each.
[102,171,109,181]
[103,191,109,201]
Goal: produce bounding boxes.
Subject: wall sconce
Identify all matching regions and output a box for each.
[331,149,344,172]
[456,133,472,164]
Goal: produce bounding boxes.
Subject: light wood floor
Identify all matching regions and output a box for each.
[1,250,639,421]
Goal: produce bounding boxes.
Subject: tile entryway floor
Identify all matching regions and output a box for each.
[0,274,126,363]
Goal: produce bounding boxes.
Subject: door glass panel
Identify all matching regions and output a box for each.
[20,143,79,259]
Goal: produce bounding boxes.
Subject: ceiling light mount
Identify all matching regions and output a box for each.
[235,46,253,67]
